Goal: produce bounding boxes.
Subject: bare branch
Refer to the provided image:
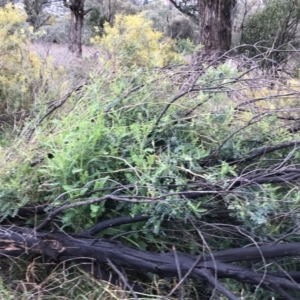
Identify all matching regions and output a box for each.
[107,258,139,300]
[196,268,239,300]
[168,0,198,21]
[80,214,150,236]
[242,140,300,162]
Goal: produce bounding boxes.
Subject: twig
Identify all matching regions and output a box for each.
[270,285,296,300]
[196,268,239,300]
[80,214,150,236]
[173,246,184,300]
[34,195,153,232]
[205,111,273,164]
[242,140,300,163]
[26,83,85,143]
[104,84,144,113]
[167,254,203,298]
[107,258,139,300]
[34,190,222,232]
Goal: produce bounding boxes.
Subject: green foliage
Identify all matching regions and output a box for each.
[142,0,175,33]
[0,62,239,235]
[91,13,183,68]
[0,277,14,299]
[165,15,194,40]
[175,38,195,55]
[0,4,68,128]
[38,14,69,44]
[85,0,141,40]
[24,0,53,31]
[241,0,300,67]
[1,7,300,296]
[86,7,108,37]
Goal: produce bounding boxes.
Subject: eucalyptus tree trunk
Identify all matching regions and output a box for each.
[64,0,88,57]
[198,0,236,55]
[69,6,84,57]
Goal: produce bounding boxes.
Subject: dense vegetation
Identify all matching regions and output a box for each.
[241,0,300,71]
[1,0,300,299]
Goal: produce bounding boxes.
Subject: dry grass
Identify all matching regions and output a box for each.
[30,42,100,67]
[29,42,104,92]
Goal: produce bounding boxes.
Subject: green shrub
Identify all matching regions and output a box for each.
[0,4,68,128]
[165,15,194,40]
[0,15,300,297]
[175,38,195,55]
[91,13,182,68]
[37,14,70,44]
[241,0,300,67]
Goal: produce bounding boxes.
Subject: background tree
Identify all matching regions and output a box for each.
[24,0,51,31]
[2,2,300,299]
[165,15,194,40]
[86,6,107,37]
[169,0,237,55]
[65,0,138,56]
[63,0,92,56]
[241,0,300,73]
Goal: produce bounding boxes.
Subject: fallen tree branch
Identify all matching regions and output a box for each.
[80,214,150,236]
[240,140,300,162]
[1,227,300,298]
[34,191,223,231]
[35,195,154,231]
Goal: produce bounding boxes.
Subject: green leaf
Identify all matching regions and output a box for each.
[62,185,73,192]
[90,204,99,213]
[72,168,83,174]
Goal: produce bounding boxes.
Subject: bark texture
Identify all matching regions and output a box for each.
[64,0,85,57]
[198,0,235,55]
[69,8,84,57]
[1,225,300,300]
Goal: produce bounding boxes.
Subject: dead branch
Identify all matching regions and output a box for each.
[1,227,300,299]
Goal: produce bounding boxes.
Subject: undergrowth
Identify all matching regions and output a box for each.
[0,4,300,299]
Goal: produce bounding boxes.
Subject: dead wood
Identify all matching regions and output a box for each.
[0,225,300,299]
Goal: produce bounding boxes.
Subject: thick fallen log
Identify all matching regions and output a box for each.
[1,226,300,299]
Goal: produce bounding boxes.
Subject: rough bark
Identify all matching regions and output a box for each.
[198,0,235,55]
[169,0,236,55]
[64,0,85,57]
[1,226,300,299]
[69,8,84,57]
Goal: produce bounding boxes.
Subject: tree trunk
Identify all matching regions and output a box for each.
[198,0,235,56]
[69,4,84,57]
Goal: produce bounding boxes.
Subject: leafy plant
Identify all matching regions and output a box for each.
[91,12,182,68]
[0,4,68,128]
[0,13,300,296]
[241,0,300,68]
[175,38,195,55]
